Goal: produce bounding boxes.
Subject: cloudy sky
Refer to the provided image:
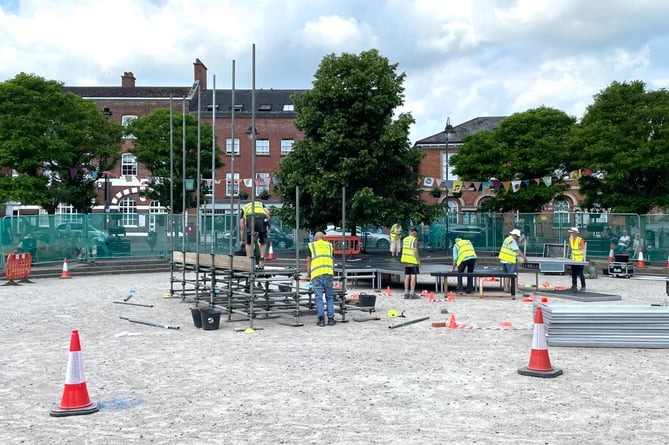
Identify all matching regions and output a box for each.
[1,0,668,143]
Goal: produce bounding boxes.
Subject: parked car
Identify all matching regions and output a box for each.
[56,223,109,242]
[268,225,294,249]
[447,224,487,248]
[325,227,391,250]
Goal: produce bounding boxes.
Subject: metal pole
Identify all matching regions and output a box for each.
[181,97,187,298]
[210,74,217,306]
[229,60,236,254]
[169,95,175,294]
[251,43,257,236]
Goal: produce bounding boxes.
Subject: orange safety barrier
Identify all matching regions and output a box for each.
[3,253,33,286]
[323,235,361,255]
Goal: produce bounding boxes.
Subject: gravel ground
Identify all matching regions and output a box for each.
[0,269,668,445]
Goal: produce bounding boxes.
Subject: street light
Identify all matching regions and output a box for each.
[444,117,455,249]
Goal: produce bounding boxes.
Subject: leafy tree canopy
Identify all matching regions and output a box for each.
[0,73,123,213]
[571,80,669,213]
[451,106,575,213]
[127,108,223,213]
[275,49,441,230]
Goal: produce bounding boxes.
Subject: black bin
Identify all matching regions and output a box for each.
[358,293,376,308]
[614,254,629,263]
[200,308,222,330]
[191,308,203,328]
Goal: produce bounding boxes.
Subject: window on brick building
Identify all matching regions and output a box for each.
[256,139,269,155]
[121,153,137,176]
[256,173,270,197]
[280,139,294,155]
[226,138,240,155]
[121,115,137,139]
[119,197,137,226]
[226,173,240,197]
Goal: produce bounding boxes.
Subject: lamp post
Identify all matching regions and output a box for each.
[444,117,455,249]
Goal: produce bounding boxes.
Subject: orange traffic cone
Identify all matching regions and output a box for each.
[666,255,669,269]
[637,246,646,268]
[447,291,455,303]
[386,286,391,296]
[429,291,436,303]
[517,307,563,378]
[448,313,457,329]
[50,330,99,417]
[267,241,275,260]
[60,258,71,279]
[607,243,614,263]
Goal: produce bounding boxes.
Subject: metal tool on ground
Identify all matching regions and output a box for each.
[119,316,179,330]
[124,289,136,302]
[113,301,154,307]
[388,316,430,329]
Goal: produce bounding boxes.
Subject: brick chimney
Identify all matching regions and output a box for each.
[121,72,136,88]
[193,58,207,90]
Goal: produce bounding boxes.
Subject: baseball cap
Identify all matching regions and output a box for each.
[568,227,579,233]
[510,229,521,237]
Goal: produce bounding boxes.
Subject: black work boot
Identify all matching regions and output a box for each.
[327,318,336,326]
[317,317,325,327]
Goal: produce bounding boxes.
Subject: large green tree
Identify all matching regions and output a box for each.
[451,106,575,212]
[126,108,222,212]
[275,49,440,230]
[572,80,669,213]
[0,74,123,213]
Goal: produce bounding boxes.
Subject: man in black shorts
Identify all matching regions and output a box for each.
[401,227,421,299]
[239,201,270,268]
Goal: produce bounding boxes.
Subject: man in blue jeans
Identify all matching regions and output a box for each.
[306,232,336,326]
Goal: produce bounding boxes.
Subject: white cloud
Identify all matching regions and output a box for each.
[0,0,668,143]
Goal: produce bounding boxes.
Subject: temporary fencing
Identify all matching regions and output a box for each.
[3,253,33,286]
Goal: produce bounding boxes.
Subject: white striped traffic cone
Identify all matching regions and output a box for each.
[517,307,563,378]
[50,330,99,417]
[60,258,71,279]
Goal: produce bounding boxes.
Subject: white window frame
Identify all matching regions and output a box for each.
[256,173,270,197]
[226,138,240,155]
[121,153,137,176]
[226,173,240,197]
[280,139,294,155]
[119,197,138,227]
[256,139,270,156]
[121,115,137,139]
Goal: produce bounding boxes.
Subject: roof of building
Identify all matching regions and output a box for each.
[198,89,305,117]
[63,85,192,98]
[414,116,507,146]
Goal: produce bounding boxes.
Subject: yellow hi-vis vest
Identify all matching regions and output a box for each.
[308,240,334,279]
[498,235,517,263]
[570,236,584,261]
[400,235,418,264]
[243,201,266,218]
[455,239,477,266]
[390,223,402,241]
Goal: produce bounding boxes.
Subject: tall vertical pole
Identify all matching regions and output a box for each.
[169,95,175,294]
[181,97,187,298]
[195,84,202,299]
[229,60,236,254]
[251,44,257,215]
[211,75,216,254]
[210,75,217,306]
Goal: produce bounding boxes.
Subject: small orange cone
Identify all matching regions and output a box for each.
[517,307,563,378]
[429,291,436,303]
[666,255,669,269]
[637,246,646,268]
[386,286,391,296]
[60,258,71,279]
[447,291,455,303]
[607,243,614,263]
[267,242,275,260]
[448,313,457,329]
[50,330,99,417]
[421,289,428,297]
